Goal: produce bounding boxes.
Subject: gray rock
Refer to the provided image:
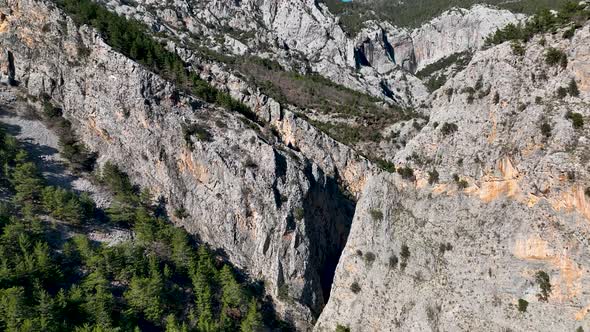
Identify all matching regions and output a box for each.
[0,0,356,328]
[317,23,590,332]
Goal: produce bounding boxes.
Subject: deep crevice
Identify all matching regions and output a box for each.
[301,163,355,318]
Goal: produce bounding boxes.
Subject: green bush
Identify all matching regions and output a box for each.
[350,282,361,294]
[294,207,305,221]
[569,79,580,97]
[389,255,399,269]
[440,122,458,136]
[376,158,396,173]
[41,186,94,224]
[493,92,500,104]
[173,206,189,219]
[517,298,529,312]
[369,209,384,221]
[557,87,568,98]
[397,166,415,180]
[336,325,351,332]
[562,26,576,39]
[535,270,552,302]
[457,179,469,189]
[545,48,568,68]
[511,42,526,56]
[428,169,439,185]
[566,111,584,129]
[400,244,410,270]
[364,252,376,265]
[486,3,590,46]
[540,121,552,137]
[182,123,212,150]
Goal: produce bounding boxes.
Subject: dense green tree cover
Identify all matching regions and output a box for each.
[0,126,284,331]
[486,1,590,46]
[56,0,256,122]
[323,0,575,34]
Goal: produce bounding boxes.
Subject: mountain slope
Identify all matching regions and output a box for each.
[316,16,590,332]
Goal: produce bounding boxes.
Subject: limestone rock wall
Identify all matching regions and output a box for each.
[316,22,590,332]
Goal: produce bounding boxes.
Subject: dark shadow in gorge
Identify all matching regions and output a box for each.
[301,164,356,318]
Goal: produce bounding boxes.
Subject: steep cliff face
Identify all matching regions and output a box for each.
[99,0,521,106]
[0,0,356,327]
[410,5,525,71]
[317,22,590,331]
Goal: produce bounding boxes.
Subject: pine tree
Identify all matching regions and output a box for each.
[240,299,262,332]
[11,162,43,205]
[0,286,29,331]
[220,265,244,309]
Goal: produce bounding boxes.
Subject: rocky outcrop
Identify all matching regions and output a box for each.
[411,6,525,71]
[100,0,522,106]
[316,22,590,331]
[0,0,357,328]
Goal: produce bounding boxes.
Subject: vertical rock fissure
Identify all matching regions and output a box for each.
[301,166,355,318]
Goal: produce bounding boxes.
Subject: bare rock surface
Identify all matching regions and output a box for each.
[316,22,590,332]
[0,0,356,328]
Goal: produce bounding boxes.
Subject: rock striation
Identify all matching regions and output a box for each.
[100,0,522,106]
[0,0,359,328]
[316,21,590,332]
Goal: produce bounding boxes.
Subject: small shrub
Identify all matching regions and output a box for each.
[563,26,575,39]
[400,244,410,270]
[439,242,453,254]
[566,111,584,129]
[517,299,529,312]
[428,169,439,185]
[535,96,543,104]
[294,207,305,221]
[540,122,552,138]
[243,157,258,168]
[356,249,363,257]
[182,123,212,149]
[538,37,546,46]
[545,48,567,67]
[173,206,189,219]
[557,87,568,99]
[511,42,525,56]
[369,209,384,221]
[568,79,580,97]
[453,174,468,189]
[461,87,475,95]
[336,325,351,332]
[350,282,361,294]
[376,158,396,173]
[457,179,468,189]
[440,122,458,136]
[397,166,414,180]
[493,92,500,104]
[474,76,484,91]
[364,252,376,265]
[535,271,551,302]
[389,255,399,269]
[278,284,289,301]
[42,101,62,118]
